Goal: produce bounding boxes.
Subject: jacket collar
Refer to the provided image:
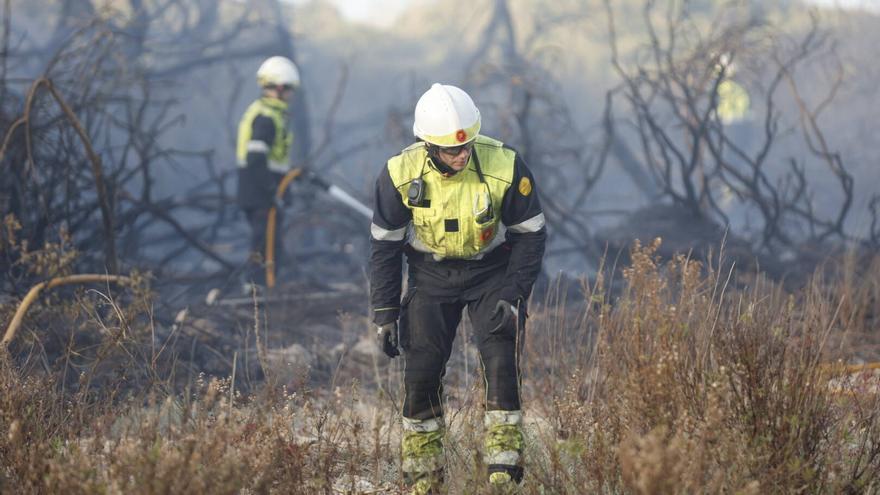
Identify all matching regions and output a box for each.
[259,96,289,111]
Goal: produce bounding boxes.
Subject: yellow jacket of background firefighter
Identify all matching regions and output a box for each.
[235,97,293,210]
[236,97,293,174]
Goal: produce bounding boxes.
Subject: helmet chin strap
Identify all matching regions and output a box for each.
[426,145,459,176]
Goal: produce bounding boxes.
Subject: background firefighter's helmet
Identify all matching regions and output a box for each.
[413,83,481,147]
[256,56,301,88]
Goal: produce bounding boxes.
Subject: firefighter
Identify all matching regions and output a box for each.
[715,53,750,126]
[713,52,752,211]
[369,83,547,493]
[236,56,299,292]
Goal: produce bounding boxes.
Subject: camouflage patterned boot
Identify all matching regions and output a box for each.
[402,416,445,495]
[485,410,524,492]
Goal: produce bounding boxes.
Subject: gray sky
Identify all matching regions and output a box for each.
[287,0,880,27]
[287,0,435,28]
[810,0,880,10]
[287,0,878,28]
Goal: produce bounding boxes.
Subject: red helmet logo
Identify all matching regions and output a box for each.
[455,129,467,142]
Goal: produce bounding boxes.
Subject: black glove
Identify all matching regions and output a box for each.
[376,322,400,358]
[490,300,519,334]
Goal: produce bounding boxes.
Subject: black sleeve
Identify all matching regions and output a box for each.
[245,114,276,171]
[499,154,547,303]
[238,115,279,210]
[369,165,412,325]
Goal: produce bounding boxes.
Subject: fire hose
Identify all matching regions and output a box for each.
[264,168,373,288]
[2,275,132,347]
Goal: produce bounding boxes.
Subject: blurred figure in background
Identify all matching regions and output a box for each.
[713,52,753,214]
[236,56,299,293]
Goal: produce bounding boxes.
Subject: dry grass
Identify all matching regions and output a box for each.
[3,238,880,493]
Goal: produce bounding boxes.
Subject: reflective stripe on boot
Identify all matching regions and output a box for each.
[485,410,524,482]
[402,416,446,483]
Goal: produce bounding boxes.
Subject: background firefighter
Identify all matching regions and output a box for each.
[369,83,547,493]
[235,56,300,292]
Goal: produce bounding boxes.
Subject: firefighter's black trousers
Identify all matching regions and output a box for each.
[400,250,525,421]
[244,207,283,285]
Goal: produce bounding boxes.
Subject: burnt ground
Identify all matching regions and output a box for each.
[161,274,518,410]
[164,279,374,391]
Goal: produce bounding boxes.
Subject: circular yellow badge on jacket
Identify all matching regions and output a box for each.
[518,177,532,196]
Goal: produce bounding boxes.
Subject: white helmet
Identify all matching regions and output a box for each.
[413,83,481,147]
[256,56,300,88]
[714,52,737,77]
